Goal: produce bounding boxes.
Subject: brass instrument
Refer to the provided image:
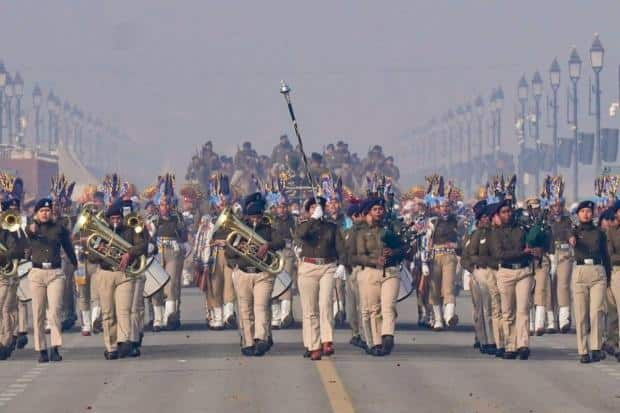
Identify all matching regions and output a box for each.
[124,212,144,234]
[0,242,18,277]
[0,211,22,232]
[212,207,284,275]
[73,206,150,276]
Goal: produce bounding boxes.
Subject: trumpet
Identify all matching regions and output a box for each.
[124,212,145,234]
[0,211,22,232]
[73,207,150,276]
[0,242,18,277]
[212,207,284,275]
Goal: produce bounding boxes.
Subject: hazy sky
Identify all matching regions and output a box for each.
[1,1,619,188]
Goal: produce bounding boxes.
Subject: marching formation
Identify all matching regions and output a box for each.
[0,84,618,368]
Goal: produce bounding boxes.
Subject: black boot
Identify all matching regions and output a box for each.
[381,335,394,355]
[38,349,49,363]
[591,350,605,362]
[104,350,119,360]
[579,354,591,364]
[16,333,28,349]
[267,336,274,349]
[518,347,530,360]
[303,349,312,358]
[130,342,141,357]
[50,346,62,362]
[9,336,17,354]
[485,344,498,356]
[241,346,256,357]
[0,346,8,360]
[495,348,505,358]
[118,342,133,359]
[138,332,144,347]
[502,351,517,360]
[369,345,386,357]
[254,340,270,356]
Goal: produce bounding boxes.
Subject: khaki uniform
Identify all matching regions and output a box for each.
[429,215,459,307]
[462,228,491,346]
[352,223,403,348]
[30,268,65,351]
[130,274,146,343]
[572,222,609,355]
[26,220,77,353]
[490,223,533,353]
[605,225,620,352]
[226,219,284,349]
[295,218,345,352]
[233,270,274,347]
[344,221,366,339]
[96,269,136,352]
[0,278,13,348]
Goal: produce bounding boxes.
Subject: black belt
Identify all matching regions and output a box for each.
[576,258,602,265]
[239,267,260,273]
[32,263,61,270]
[500,262,529,270]
[474,265,489,270]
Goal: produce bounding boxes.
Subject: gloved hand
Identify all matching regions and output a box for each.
[422,263,430,276]
[311,205,324,220]
[334,264,347,280]
[549,254,557,276]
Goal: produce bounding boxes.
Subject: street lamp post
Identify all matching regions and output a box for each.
[549,58,561,175]
[569,47,582,201]
[32,84,42,149]
[590,33,604,175]
[475,96,484,184]
[532,71,543,195]
[517,75,529,198]
[4,73,13,144]
[0,62,6,145]
[13,72,23,145]
[489,89,497,168]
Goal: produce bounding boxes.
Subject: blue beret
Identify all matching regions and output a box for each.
[576,200,595,213]
[361,197,385,214]
[106,202,123,218]
[473,200,488,220]
[600,208,616,222]
[243,192,266,216]
[486,199,510,217]
[346,203,360,217]
[34,198,53,212]
[1,198,20,211]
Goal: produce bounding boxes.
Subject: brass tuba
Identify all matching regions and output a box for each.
[212,207,284,275]
[73,205,150,276]
[0,242,18,277]
[0,211,22,232]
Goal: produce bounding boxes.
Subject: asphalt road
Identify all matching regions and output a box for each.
[1,287,619,413]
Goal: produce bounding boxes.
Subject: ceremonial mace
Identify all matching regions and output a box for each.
[279,81,317,195]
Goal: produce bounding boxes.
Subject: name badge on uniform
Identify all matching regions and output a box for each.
[584,258,594,265]
[480,239,486,244]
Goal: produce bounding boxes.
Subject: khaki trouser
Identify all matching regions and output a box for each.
[472,268,494,346]
[573,265,606,355]
[0,279,12,347]
[279,248,297,301]
[553,249,573,308]
[6,279,18,338]
[29,268,65,351]
[346,266,362,337]
[534,256,551,307]
[484,269,504,348]
[232,269,274,347]
[204,248,236,310]
[298,262,336,351]
[607,284,619,351]
[77,262,100,312]
[152,247,184,307]
[62,257,76,318]
[131,275,146,342]
[96,269,136,352]
[18,300,28,334]
[358,266,400,347]
[496,267,533,352]
[430,253,457,305]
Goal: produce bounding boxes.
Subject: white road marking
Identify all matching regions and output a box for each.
[8,384,28,389]
[16,378,32,383]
